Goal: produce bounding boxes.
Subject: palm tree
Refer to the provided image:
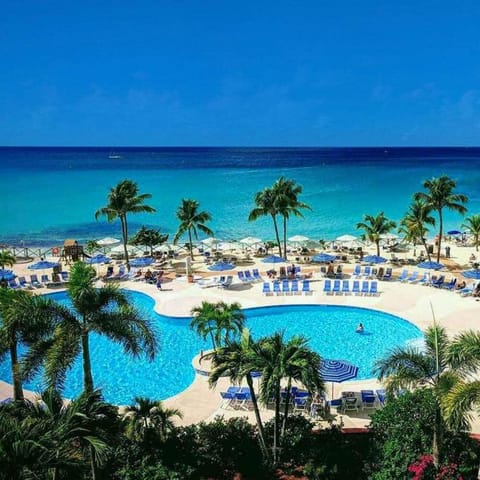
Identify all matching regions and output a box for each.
[253,332,323,465]
[374,324,480,467]
[0,250,15,269]
[190,301,245,351]
[95,179,156,270]
[130,226,169,256]
[122,396,182,443]
[462,214,480,252]
[249,187,283,257]
[24,261,157,394]
[414,176,468,263]
[0,289,62,401]
[173,198,213,260]
[272,177,311,260]
[207,329,269,461]
[399,199,436,262]
[356,212,397,256]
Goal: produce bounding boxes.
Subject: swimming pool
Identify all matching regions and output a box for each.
[0,290,423,405]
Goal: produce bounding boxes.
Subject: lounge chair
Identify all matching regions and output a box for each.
[29,274,43,288]
[197,277,219,288]
[282,280,291,295]
[244,270,255,282]
[111,266,128,281]
[279,266,287,279]
[302,279,312,294]
[273,281,281,295]
[371,267,378,279]
[342,396,359,412]
[376,389,387,406]
[342,279,350,294]
[323,279,332,294]
[8,278,21,289]
[382,268,392,281]
[377,267,385,280]
[443,278,457,290]
[293,397,309,413]
[319,266,327,277]
[407,271,418,283]
[332,279,341,294]
[361,390,377,410]
[432,275,445,288]
[335,265,343,279]
[458,282,475,296]
[219,276,233,288]
[262,282,272,295]
[361,280,369,295]
[17,276,31,289]
[352,280,360,295]
[363,266,371,278]
[418,272,429,285]
[237,271,250,284]
[398,270,409,282]
[220,391,235,409]
[291,279,300,295]
[369,280,378,295]
[60,271,69,283]
[252,269,262,281]
[353,264,361,278]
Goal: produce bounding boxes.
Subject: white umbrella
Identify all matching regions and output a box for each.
[110,244,139,254]
[379,233,398,240]
[97,237,121,246]
[239,236,262,246]
[218,241,239,251]
[342,239,365,249]
[288,235,310,243]
[336,234,357,243]
[201,237,222,247]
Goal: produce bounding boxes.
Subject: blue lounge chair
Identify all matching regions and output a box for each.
[353,264,361,278]
[319,266,327,277]
[342,279,350,294]
[237,271,249,283]
[382,268,393,281]
[352,280,360,295]
[273,281,281,295]
[398,269,409,282]
[371,267,378,279]
[30,274,43,288]
[432,275,445,288]
[458,282,475,296]
[335,266,343,279]
[407,271,418,283]
[418,272,429,285]
[291,279,300,294]
[332,279,341,294]
[376,389,387,406]
[302,279,312,294]
[252,269,262,281]
[361,280,369,295]
[363,266,371,278]
[369,280,378,295]
[262,282,271,295]
[219,276,233,288]
[8,278,21,289]
[443,278,457,290]
[17,276,31,289]
[323,279,332,294]
[220,391,236,409]
[361,390,377,410]
[282,280,290,294]
[244,270,255,282]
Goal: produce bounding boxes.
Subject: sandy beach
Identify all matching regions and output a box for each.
[1,238,479,432]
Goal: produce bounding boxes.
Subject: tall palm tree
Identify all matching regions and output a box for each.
[414,176,468,263]
[253,332,323,465]
[208,329,269,461]
[95,179,156,270]
[190,301,245,351]
[130,226,169,256]
[0,250,15,269]
[249,187,283,257]
[356,212,397,256]
[399,199,436,262]
[23,262,157,394]
[272,177,311,260]
[462,214,480,252]
[122,396,182,443]
[173,198,213,260]
[374,324,480,467]
[0,289,63,401]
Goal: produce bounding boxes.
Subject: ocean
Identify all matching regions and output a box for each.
[1,147,480,247]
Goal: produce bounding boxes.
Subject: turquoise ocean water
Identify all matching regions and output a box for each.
[1,147,480,246]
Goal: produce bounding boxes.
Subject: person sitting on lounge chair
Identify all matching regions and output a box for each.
[456,280,467,290]
[134,269,143,279]
[144,269,154,284]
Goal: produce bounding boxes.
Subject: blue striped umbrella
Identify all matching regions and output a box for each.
[28,260,60,270]
[129,257,155,267]
[0,269,15,281]
[85,254,111,265]
[462,269,480,280]
[417,260,444,270]
[311,253,337,263]
[319,359,359,397]
[208,261,235,271]
[262,255,286,264]
[447,230,462,235]
[362,254,387,264]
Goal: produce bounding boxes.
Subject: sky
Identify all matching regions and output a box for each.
[1,1,480,146]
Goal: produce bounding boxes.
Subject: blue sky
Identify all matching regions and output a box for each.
[1,1,480,146]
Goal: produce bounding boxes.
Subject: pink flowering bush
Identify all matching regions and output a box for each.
[408,455,463,480]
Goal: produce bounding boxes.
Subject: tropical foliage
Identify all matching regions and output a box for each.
[95,179,156,270]
[130,226,169,256]
[414,176,468,263]
[356,212,397,256]
[462,214,480,252]
[173,198,213,259]
[0,250,15,269]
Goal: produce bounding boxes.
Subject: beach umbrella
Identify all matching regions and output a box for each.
[447,230,462,236]
[342,239,365,249]
[28,260,60,270]
[362,254,387,264]
[417,260,444,270]
[379,233,399,240]
[304,240,324,250]
[262,255,286,264]
[110,244,139,254]
[208,261,235,271]
[239,236,262,247]
[130,257,155,268]
[97,237,121,246]
[85,254,111,265]
[0,269,15,281]
[319,359,359,398]
[336,234,357,243]
[311,253,337,263]
[218,241,239,251]
[288,235,310,243]
[462,269,480,280]
[201,237,222,248]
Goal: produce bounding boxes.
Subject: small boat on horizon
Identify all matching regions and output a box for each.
[108,152,122,159]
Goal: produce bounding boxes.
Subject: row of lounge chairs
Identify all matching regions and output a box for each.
[237,269,263,283]
[397,270,458,289]
[323,279,379,296]
[352,265,393,280]
[262,279,312,295]
[197,275,233,289]
[329,389,386,413]
[8,272,69,289]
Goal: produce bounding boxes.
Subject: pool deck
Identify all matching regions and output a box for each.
[2,245,479,432]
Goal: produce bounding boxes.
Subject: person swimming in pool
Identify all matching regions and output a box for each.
[356,323,364,333]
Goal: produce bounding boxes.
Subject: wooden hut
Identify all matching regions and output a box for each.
[62,239,85,264]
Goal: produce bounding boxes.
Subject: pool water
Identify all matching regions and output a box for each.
[0,291,422,405]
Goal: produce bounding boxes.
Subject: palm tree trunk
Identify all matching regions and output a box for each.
[81,332,94,394]
[188,228,194,260]
[283,216,288,261]
[271,215,283,258]
[120,215,130,271]
[375,240,380,256]
[90,445,98,480]
[10,344,24,402]
[281,377,292,438]
[273,381,281,465]
[422,238,432,263]
[436,209,443,264]
[432,407,442,467]
[246,374,269,462]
